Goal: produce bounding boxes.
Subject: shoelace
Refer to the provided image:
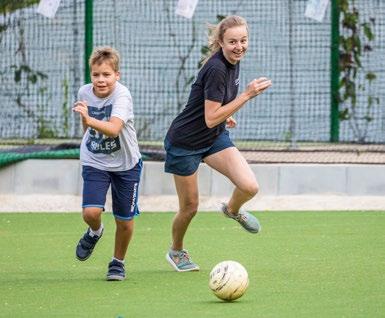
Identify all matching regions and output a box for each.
[237,212,248,223]
[176,250,191,265]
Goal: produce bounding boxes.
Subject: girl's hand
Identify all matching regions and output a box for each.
[226,116,237,128]
[244,77,272,99]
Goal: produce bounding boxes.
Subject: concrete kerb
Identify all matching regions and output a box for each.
[1,160,385,212]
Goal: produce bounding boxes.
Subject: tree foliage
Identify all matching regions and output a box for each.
[0,0,40,15]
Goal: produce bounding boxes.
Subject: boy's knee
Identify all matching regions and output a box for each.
[116,219,133,231]
[82,207,101,222]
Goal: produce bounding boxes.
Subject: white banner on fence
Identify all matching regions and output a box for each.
[37,0,62,18]
[305,0,330,22]
[175,0,199,19]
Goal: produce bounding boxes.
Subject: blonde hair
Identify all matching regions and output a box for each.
[89,46,120,72]
[202,15,248,65]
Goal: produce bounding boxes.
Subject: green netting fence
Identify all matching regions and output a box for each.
[1,0,384,164]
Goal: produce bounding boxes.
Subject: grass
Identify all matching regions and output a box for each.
[1,211,385,318]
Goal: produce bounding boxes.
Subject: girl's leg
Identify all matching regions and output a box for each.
[166,172,200,271]
[171,171,199,251]
[203,147,259,213]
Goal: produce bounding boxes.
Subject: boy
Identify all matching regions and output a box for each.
[73,46,142,281]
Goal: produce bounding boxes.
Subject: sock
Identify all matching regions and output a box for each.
[89,223,103,237]
[112,257,125,264]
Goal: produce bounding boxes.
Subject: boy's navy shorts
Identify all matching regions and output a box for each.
[164,130,234,176]
[82,160,142,220]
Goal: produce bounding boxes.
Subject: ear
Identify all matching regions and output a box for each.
[116,71,121,80]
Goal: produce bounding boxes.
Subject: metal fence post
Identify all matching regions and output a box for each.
[330,0,340,142]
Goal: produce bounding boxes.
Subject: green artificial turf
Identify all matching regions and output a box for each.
[1,211,384,318]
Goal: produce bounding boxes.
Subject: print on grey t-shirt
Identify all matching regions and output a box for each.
[86,104,121,154]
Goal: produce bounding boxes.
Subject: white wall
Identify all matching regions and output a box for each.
[1,160,385,196]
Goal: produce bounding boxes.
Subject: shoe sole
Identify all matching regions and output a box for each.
[106,275,125,281]
[165,253,200,272]
[75,253,91,261]
[239,223,261,234]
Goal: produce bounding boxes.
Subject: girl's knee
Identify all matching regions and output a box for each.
[181,200,199,218]
[242,182,259,198]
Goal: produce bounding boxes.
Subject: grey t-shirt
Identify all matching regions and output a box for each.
[78,82,141,171]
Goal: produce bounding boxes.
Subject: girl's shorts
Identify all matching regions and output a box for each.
[164,130,234,176]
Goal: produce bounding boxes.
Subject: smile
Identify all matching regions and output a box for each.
[233,51,244,57]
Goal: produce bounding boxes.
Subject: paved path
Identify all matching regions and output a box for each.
[1,194,385,212]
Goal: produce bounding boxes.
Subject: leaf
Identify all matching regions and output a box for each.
[27,73,37,84]
[14,68,21,82]
[339,108,350,121]
[362,23,374,41]
[365,72,376,81]
[216,15,226,22]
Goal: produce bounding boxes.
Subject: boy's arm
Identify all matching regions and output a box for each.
[73,100,124,138]
[81,118,88,133]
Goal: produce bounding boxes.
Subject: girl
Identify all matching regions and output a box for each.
[164,16,272,272]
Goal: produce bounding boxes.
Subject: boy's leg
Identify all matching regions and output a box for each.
[83,207,103,232]
[165,172,200,272]
[106,218,134,281]
[107,161,142,281]
[114,218,134,261]
[76,166,110,261]
[76,207,104,261]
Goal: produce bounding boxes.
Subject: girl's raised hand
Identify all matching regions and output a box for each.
[245,77,272,99]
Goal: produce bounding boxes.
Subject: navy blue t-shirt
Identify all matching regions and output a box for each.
[166,49,240,150]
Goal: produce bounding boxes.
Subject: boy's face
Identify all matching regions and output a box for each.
[220,25,248,65]
[90,62,120,98]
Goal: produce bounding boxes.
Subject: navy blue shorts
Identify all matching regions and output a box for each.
[82,160,142,220]
[164,130,234,176]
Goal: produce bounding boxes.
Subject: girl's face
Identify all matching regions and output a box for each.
[90,62,120,98]
[220,25,248,64]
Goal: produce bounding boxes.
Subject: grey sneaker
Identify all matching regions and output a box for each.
[221,203,261,234]
[76,228,103,261]
[166,249,200,272]
[106,259,125,281]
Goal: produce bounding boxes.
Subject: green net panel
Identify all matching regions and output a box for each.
[0,0,384,164]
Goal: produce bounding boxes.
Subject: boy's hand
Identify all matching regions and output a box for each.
[244,77,272,99]
[73,100,90,124]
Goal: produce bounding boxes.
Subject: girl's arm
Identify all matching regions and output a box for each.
[204,77,272,128]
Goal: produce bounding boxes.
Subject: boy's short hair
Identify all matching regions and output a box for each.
[89,46,120,72]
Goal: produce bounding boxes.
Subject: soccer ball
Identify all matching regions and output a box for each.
[209,260,249,301]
